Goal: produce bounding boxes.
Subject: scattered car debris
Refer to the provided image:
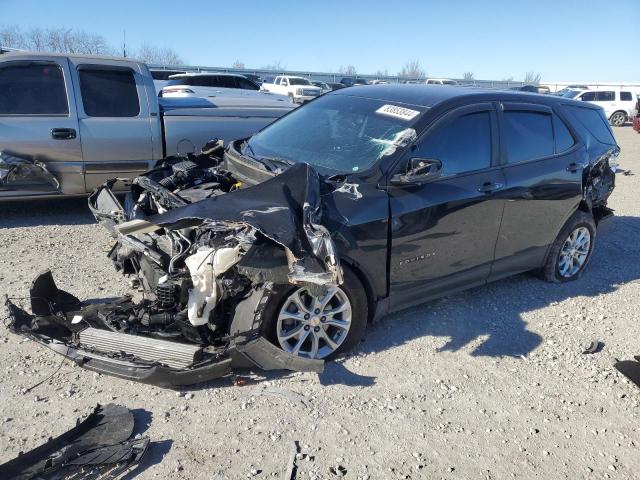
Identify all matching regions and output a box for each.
[0,152,60,190]
[615,357,640,388]
[0,404,149,480]
[582,340,604,354]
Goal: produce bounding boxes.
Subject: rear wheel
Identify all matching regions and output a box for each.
[609,111,627,127]
[260,267,367,360]
[540,211,596,283]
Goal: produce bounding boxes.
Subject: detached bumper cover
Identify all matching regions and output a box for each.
[3,274,323,389]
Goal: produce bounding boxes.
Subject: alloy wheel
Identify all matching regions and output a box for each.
[610,112,626,127]
[276,286,352,359]
[558,226,591,278]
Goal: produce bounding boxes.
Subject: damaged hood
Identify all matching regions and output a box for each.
[111,162,342,285]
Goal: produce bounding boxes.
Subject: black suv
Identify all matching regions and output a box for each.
[7,85,618,387]
[340,77,369,87]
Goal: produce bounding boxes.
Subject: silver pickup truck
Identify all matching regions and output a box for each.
[0,52,294,199]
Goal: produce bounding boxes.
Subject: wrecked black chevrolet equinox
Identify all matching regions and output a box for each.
[4,85,618,387]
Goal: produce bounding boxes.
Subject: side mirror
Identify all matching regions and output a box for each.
[391,158,442,186]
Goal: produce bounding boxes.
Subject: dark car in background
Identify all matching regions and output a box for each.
[340,77,369,87]
[328,82,346,90]
[6,85,618,387]
[511,84,550,94]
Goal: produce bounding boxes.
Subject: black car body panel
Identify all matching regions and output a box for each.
[3,85,618,386]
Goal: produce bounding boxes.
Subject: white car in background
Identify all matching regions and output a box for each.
[425,78,459,85]
[262,76,322,103]
[162,72,290,102]
[575,89,637,126]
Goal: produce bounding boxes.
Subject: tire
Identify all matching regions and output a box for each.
[609,111,627,127]
[540,210,596,283]
[259,266,368,360]
[288,93,295,104]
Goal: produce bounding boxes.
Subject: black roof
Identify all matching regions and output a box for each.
[331,84,586,109]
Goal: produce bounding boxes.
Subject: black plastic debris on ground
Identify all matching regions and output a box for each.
[0,404,149,480]
[615,356,640,389]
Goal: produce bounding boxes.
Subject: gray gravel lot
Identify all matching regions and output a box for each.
[1,128,639,479]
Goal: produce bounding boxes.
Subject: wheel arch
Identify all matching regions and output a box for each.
[338,256,378,323]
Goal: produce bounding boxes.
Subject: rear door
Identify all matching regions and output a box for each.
[387,103,505,309]
[69,58,155,190]
[0,56,84,195]
[490,102,583,280]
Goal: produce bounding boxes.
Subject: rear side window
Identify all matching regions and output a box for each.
[504,111,554,163]
[595,91,614,101]
[0,62,68,115]
[564,105,616,145]
[79,68,139,117]
[415,111,492,176]
[620,91,633,101]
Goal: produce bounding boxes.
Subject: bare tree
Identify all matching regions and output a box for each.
[338,64,357,76]
[136,43,185,66]
[375,69,389,77]
[398,60,425,80]
[231,60,245,69]
[0,24,26,48]
[463,71,475,80]
[524,71,542,84]
[0,25,113,55]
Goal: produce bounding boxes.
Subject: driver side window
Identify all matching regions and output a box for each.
[412,111,492,176]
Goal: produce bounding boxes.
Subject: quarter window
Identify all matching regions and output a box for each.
[0,62,68,115]
[504,111,554,163]
[79,68,139,117]
[564,105,616,145]
[413,111,492,176]
[553,114,575,153]
[620,91,633,101]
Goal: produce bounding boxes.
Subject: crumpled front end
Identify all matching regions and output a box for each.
[4,147,343,387]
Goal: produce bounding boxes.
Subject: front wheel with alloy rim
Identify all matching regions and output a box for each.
[610,111,627,127]
[260,267,368,360]
[540,211,596,283]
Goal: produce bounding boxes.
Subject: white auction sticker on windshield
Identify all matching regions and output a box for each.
[376,104,420,121]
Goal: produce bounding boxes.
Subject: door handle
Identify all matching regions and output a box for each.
[477,182,503,193]
[51,128,77,140]
[566,162,584,173]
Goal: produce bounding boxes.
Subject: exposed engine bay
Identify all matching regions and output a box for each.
[3,140,344,387]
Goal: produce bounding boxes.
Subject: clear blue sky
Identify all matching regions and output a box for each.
[1,0,638,82]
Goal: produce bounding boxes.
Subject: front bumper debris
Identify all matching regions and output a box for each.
[3,271,323,389]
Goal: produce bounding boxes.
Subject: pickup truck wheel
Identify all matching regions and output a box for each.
[540,211,596,283]
[288,93,295,104]
[260,267,367,360]
[609,111,627,127]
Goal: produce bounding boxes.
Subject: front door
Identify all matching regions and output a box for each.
[68,58,156,191]
[0,56,84,196]
[387,103,505,309]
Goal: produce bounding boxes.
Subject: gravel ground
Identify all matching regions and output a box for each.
[1,127,639,479]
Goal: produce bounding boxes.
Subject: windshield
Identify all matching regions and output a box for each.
[245,95,424,173]
[289,78,311,86]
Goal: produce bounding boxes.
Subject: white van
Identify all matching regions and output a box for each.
[575,89,637,126]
